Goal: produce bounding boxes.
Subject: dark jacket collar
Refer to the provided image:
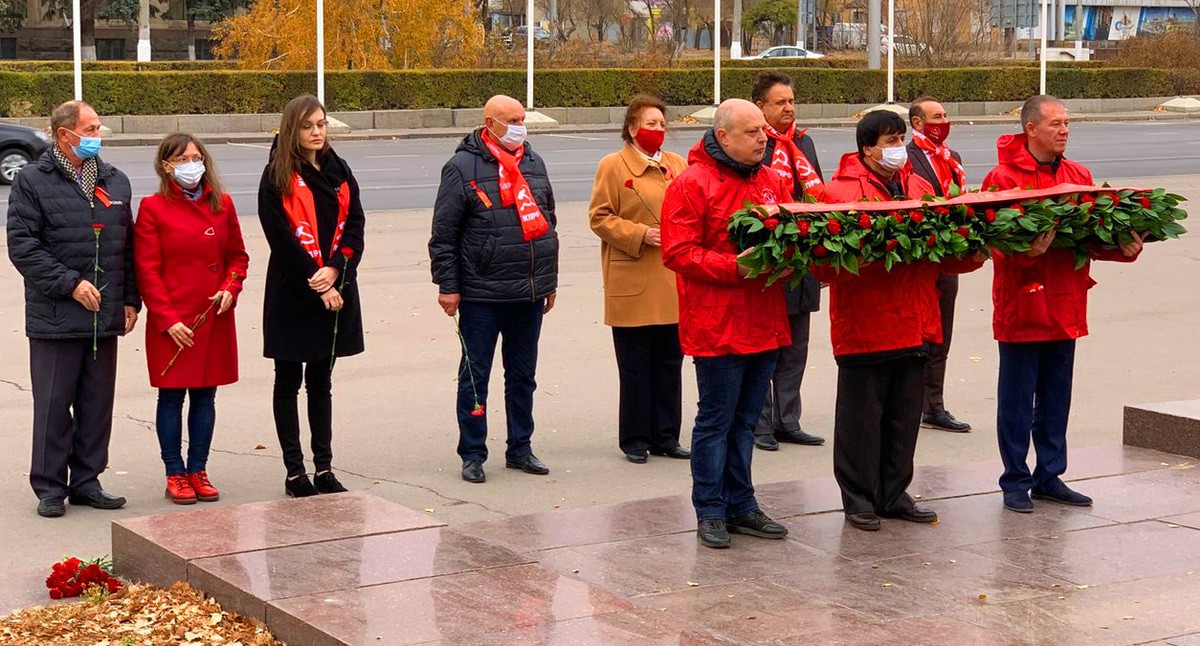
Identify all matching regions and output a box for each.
[701,129,761,179]
[34,147,116,179]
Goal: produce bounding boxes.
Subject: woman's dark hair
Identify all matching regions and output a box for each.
[751,71,792,104]
[271,94,328,196]
[621,94,668,144]
[856,110,906,155]
[155,132,225,212]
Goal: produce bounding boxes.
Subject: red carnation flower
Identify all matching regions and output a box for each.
[470,404,485,417]
[858,214,872,230]
[92,223,104,233]
[341,247,354,260]
[1081,194,1096,204]
[764,218,779,231]
[623,179,634,189]
[797,220,811,237]
[957,226,970,238]
[49,589,63,600]
[935,206,950,216]
[927,235,937,248]
[65,558,81,570]
[106,579,122,594]
[1013,204,1026,215]
[983,209,996,223]
[910,211,925,224]
[1140,196,1152,209]
[826,220,842,235]
[893,211,904,223]
[886,239,899,252]
[812,244,829,258]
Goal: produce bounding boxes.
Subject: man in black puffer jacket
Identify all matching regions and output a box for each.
[429,94,559,484]
[7,101,141,518]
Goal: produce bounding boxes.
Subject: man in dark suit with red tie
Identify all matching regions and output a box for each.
[906,96,971,434]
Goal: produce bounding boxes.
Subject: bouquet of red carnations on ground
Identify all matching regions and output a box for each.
[728,184,1188,284]
[45,556,123,601]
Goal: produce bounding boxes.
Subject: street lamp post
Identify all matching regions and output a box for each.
[886,0,894,103]
[526,0,535,109]
[714,0,721,105]
[72,0,82,100]
[1039,0,1048,94]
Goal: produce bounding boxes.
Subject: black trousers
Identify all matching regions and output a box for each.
[755,311,811,437]
[924,273,958,415]
[833,354,926,515]
[612,325,684,454]
[29,337,118,500]
[273,359,334,478]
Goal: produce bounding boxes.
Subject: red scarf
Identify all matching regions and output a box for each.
[281,172,350,267]
[765,123,824,199]
[481,130,550,241]
[912,131,966,195]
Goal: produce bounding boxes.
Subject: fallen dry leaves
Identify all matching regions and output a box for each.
[0,582,285,646]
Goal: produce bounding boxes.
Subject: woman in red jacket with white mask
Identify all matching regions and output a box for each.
[135,134,249,505]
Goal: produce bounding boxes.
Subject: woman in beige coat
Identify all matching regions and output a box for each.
[588,94,690,464]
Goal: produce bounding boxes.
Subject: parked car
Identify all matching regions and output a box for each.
[883,35,933,57]
[504,25,552,47]
[0,122,51,185]
[753,45,826,60]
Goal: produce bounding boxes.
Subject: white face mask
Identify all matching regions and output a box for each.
[172,161,206,189]
[494,123,527,151]
[878,145,908,172]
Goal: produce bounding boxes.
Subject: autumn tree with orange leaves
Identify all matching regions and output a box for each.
[213,0,484,69]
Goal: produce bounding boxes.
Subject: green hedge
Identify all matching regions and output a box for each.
[0,67,1176,117]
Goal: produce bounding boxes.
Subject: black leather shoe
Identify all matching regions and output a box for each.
[37,496,66,518]
[845,512,881,531]
[776,429,826,446]
[697,519,731,548]
[1031,479,1092,507]
[461,461,486,483]
[625,451,648,464]
[727,510,789,539]
[753,436,780,451]
[67,489,126,510]
[313,471,349,494]
[506,454,550,475]
[649,446,691,459]
[880,505,939,524]
[1004,491,1034,513]
[285,475,319,498]
[921,411,972,433]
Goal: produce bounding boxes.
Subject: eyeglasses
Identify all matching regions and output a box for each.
[170,155,204,164]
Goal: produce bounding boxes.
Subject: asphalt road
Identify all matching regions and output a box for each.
[2,120,1198,216]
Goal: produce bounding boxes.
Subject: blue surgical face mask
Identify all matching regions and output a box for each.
[69,130,102,159]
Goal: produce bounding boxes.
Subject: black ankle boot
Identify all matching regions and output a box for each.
[285,474,318,498]
[314,471,349,494]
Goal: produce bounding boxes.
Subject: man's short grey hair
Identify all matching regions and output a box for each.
[713,103,734,132]
[1020,95,1063,129]
[49,100,90,135]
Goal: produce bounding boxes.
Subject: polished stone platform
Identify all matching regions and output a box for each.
[113,446,1200,645]
[1125,400,1200,460]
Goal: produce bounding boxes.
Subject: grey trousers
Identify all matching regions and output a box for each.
[924,273,959,415]
[755,312,811,437]
[29,337,118,500]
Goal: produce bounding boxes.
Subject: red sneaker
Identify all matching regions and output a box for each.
[188,471,220,502]
[165,474,197,504]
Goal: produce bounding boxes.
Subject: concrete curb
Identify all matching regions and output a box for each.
[89,110,1194,147]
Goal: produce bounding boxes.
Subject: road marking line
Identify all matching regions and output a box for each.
[228,142,271,149]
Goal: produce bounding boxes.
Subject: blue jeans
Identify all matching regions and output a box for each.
[156,387,217,476]
[691,350,779,521]
[456,300,544,463]
[997,340,1076,493]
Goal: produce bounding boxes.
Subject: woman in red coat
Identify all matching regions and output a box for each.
[134,133,249,505]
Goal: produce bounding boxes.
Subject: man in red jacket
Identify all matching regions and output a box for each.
[984,95,1144,514]
[661,99,792,549]
[814,110,983,532]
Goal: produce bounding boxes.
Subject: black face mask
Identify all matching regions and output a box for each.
[703,130,761,179]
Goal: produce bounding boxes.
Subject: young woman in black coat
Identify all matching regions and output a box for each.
[258,94,366,497]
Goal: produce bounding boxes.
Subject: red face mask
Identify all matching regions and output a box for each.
[923,121,951,145]
[634,128,666,154]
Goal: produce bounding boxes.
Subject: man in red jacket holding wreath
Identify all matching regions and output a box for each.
[814,110,983,532]
[983,95,1144,513]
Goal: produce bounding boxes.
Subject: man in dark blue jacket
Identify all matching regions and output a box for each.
[429,95,559,484]
[7,101,140,518]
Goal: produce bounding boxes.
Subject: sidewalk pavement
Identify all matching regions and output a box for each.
[0,175,1197,619]
[93,110,1196,146]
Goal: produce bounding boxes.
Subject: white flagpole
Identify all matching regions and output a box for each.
[526,0,535,109]
[72,0,82,100]
[1039,0,1049,95]
[714,0,721,105]
[316,0,325,104]
[886,0,894,103]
